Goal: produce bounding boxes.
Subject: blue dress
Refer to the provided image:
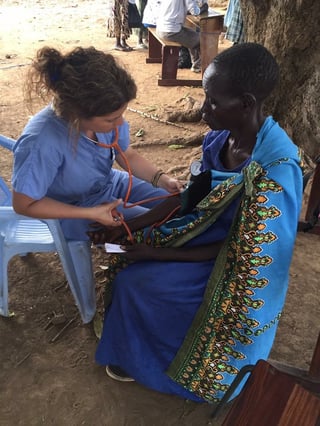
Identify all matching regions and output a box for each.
[96,130,250,402]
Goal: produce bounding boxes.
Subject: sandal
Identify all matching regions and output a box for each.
[113,45,129,52]
[106,365,135,382]
[121,42,133,51]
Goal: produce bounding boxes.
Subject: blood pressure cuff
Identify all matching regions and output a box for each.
[179,170,212,215]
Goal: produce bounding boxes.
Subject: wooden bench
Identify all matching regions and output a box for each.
[146,27,202,87]
[298,161,320,234]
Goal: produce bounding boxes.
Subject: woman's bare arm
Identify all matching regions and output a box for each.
[120,241,224,262]
[12,191,123,227]
[88,194,181,243]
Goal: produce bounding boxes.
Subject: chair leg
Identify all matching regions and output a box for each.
[0,239,10,316]
[64,241,96,323]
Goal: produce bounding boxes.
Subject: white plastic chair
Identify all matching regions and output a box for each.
[0,135,96,323]
[0,176,12,206]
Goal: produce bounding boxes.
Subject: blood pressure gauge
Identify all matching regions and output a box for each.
[190,160,202,177]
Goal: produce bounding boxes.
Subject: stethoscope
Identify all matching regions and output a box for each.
[89,127,181,242]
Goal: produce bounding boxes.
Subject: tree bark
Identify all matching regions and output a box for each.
[240,0,320,161]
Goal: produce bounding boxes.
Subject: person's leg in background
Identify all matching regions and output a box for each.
[106,0,121,50]
[136,0,148,49]
[178,47,192,69]
[225,0,245,44]
[119,0,133,50]
[106,0,133,51]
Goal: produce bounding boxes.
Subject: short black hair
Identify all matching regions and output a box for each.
[212,42,279,100]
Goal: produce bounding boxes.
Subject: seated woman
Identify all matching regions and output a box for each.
[91,43,303,403]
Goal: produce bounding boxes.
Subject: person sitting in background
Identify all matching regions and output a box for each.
[156,0,207,73]
[142,0,161,27]
[90,43,303,402]
[142,0,192,69]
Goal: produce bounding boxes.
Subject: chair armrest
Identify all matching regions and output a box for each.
[0,135,15,150]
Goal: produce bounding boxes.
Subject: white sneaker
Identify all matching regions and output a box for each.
[136,43,148,50]
[191,65,201,73]
[105,365,135,382]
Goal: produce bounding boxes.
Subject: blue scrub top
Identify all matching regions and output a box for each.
[12,106,130,207]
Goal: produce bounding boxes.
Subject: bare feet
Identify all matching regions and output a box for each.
[121,39,133,51]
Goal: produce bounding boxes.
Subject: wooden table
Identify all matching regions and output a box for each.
[185,8,224,74]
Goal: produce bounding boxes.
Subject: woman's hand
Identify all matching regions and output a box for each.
[87,223,126,244]
[158,174,185,193]
[12,191,124,228]
[89,199,124,227]
[116,147,185,193]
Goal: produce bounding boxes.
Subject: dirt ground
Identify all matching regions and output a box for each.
[0,1,319,425]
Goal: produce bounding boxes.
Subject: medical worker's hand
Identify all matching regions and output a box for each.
[90,199,123,227]
[158,175,185,193]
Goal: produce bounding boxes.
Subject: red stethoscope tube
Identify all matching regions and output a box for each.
[95,127,180,242]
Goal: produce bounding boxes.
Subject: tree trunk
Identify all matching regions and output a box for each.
[240,0,320,161]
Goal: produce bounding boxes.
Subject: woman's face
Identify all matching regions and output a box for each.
[79,103,128,134]
[201,63,244,131]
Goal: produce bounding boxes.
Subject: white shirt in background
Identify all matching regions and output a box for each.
[156,0,204,33]
[142,0,162,27]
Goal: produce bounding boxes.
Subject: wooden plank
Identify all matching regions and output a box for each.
[146,58,162,64]
[147,27,181,47]
[310,332,320,380]
[157,78,202,87]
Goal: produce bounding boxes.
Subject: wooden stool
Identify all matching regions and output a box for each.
[146,27,202,87]
[211,332,320,425]
[221,360,320,425]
